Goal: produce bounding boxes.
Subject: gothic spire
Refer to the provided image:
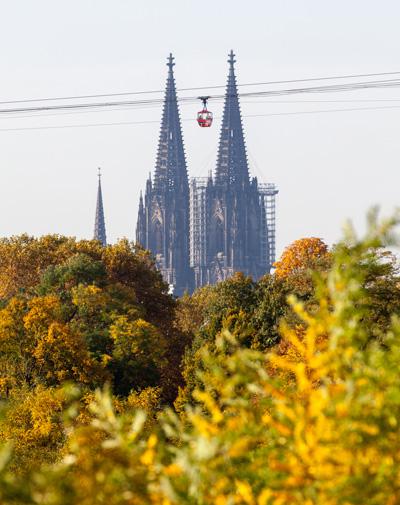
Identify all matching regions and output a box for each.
[215,50,249,187]
[153,53,188,193]
[136,190,145,245]
[94,168,107,246]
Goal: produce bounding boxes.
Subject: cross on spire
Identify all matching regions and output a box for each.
[167,53,175,70]
[228,49,236,68]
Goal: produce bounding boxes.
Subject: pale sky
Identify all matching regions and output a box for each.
[1,0,399,257]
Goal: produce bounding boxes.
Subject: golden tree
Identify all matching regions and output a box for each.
[274,237,330,279]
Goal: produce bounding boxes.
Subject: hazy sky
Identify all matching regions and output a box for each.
[1,0,399,257]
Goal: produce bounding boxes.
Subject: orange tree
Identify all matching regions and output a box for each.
[274,237,331,296]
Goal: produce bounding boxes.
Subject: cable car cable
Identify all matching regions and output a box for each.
[1,77,400,116]
[2,70,400,106]
[2,103,400,132]
[5,96,400,122]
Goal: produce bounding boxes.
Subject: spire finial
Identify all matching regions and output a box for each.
[228,50,236,68]
[98,166,101,180]
[167,53,175,70]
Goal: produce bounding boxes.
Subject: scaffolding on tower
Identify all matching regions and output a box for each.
[258,183,278,270]
[189,177,209,287]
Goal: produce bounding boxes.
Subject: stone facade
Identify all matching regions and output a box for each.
[136,54,192,295]
[190,52,277,289]
[136,52,277,295]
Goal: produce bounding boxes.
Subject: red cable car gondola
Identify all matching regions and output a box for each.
[197,96,213,127]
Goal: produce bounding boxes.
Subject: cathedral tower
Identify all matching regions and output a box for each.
[190,51,278,288]
[136,54,192,295]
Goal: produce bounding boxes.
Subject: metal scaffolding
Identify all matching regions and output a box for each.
[190,177,279,287]
[258,183,278,270]
[189,177,208,268]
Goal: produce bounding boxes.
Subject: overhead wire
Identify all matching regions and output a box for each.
[2,96,400,122]
[2,103,400,132]
[1,77,400,116]
[2,69,400,105]
[1,71,400,129]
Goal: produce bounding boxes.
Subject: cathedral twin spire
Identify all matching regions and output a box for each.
[135,53,191,295]
[215,50,250,187]
[135,50,272,293]
[153,54,188,194]
[95,51,277,293]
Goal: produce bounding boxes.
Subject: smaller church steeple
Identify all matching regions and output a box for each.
[136,190,145,245]
[94,167,107,246]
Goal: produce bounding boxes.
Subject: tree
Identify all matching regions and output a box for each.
[0,236,185,403]
[250,273,290,349]
[0,235,103,301]
[274,237,331,296]
[0,386,67,473]
[110,316,166,396]
[0,294,107,392]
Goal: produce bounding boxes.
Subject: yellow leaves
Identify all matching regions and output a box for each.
[0,298,27,343]
[110,316,162,358]
[0,386,66,472]
[257,489,272,505]
[335,402,348,418]
[0,235,104,300]
[190,413,219,437]
[24,295,61,335]
[71,284,108,312]
[274,237,330,279]
[127,387,161,414]
[193,390,224,423]
[262,410,291,436]
[355,423,379,436]
[148,434,157,449]
[140,434,158,466]
[235,480,255,504]
[227,437,252,458]
[164,463,182,477]
[33,322,105,385]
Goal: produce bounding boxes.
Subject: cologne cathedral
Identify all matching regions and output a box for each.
[133,51,277,295]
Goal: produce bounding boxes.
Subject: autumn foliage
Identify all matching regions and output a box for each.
[274,236,331,278]
[1,214,400,504]
[0,235,182,404]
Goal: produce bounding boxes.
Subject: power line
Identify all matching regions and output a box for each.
[2,103,400,132]
[1,70,400,106]
[3,97,400,122]
[241,98,400,104]
[244,104,400,118]
[1,77,400,116]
